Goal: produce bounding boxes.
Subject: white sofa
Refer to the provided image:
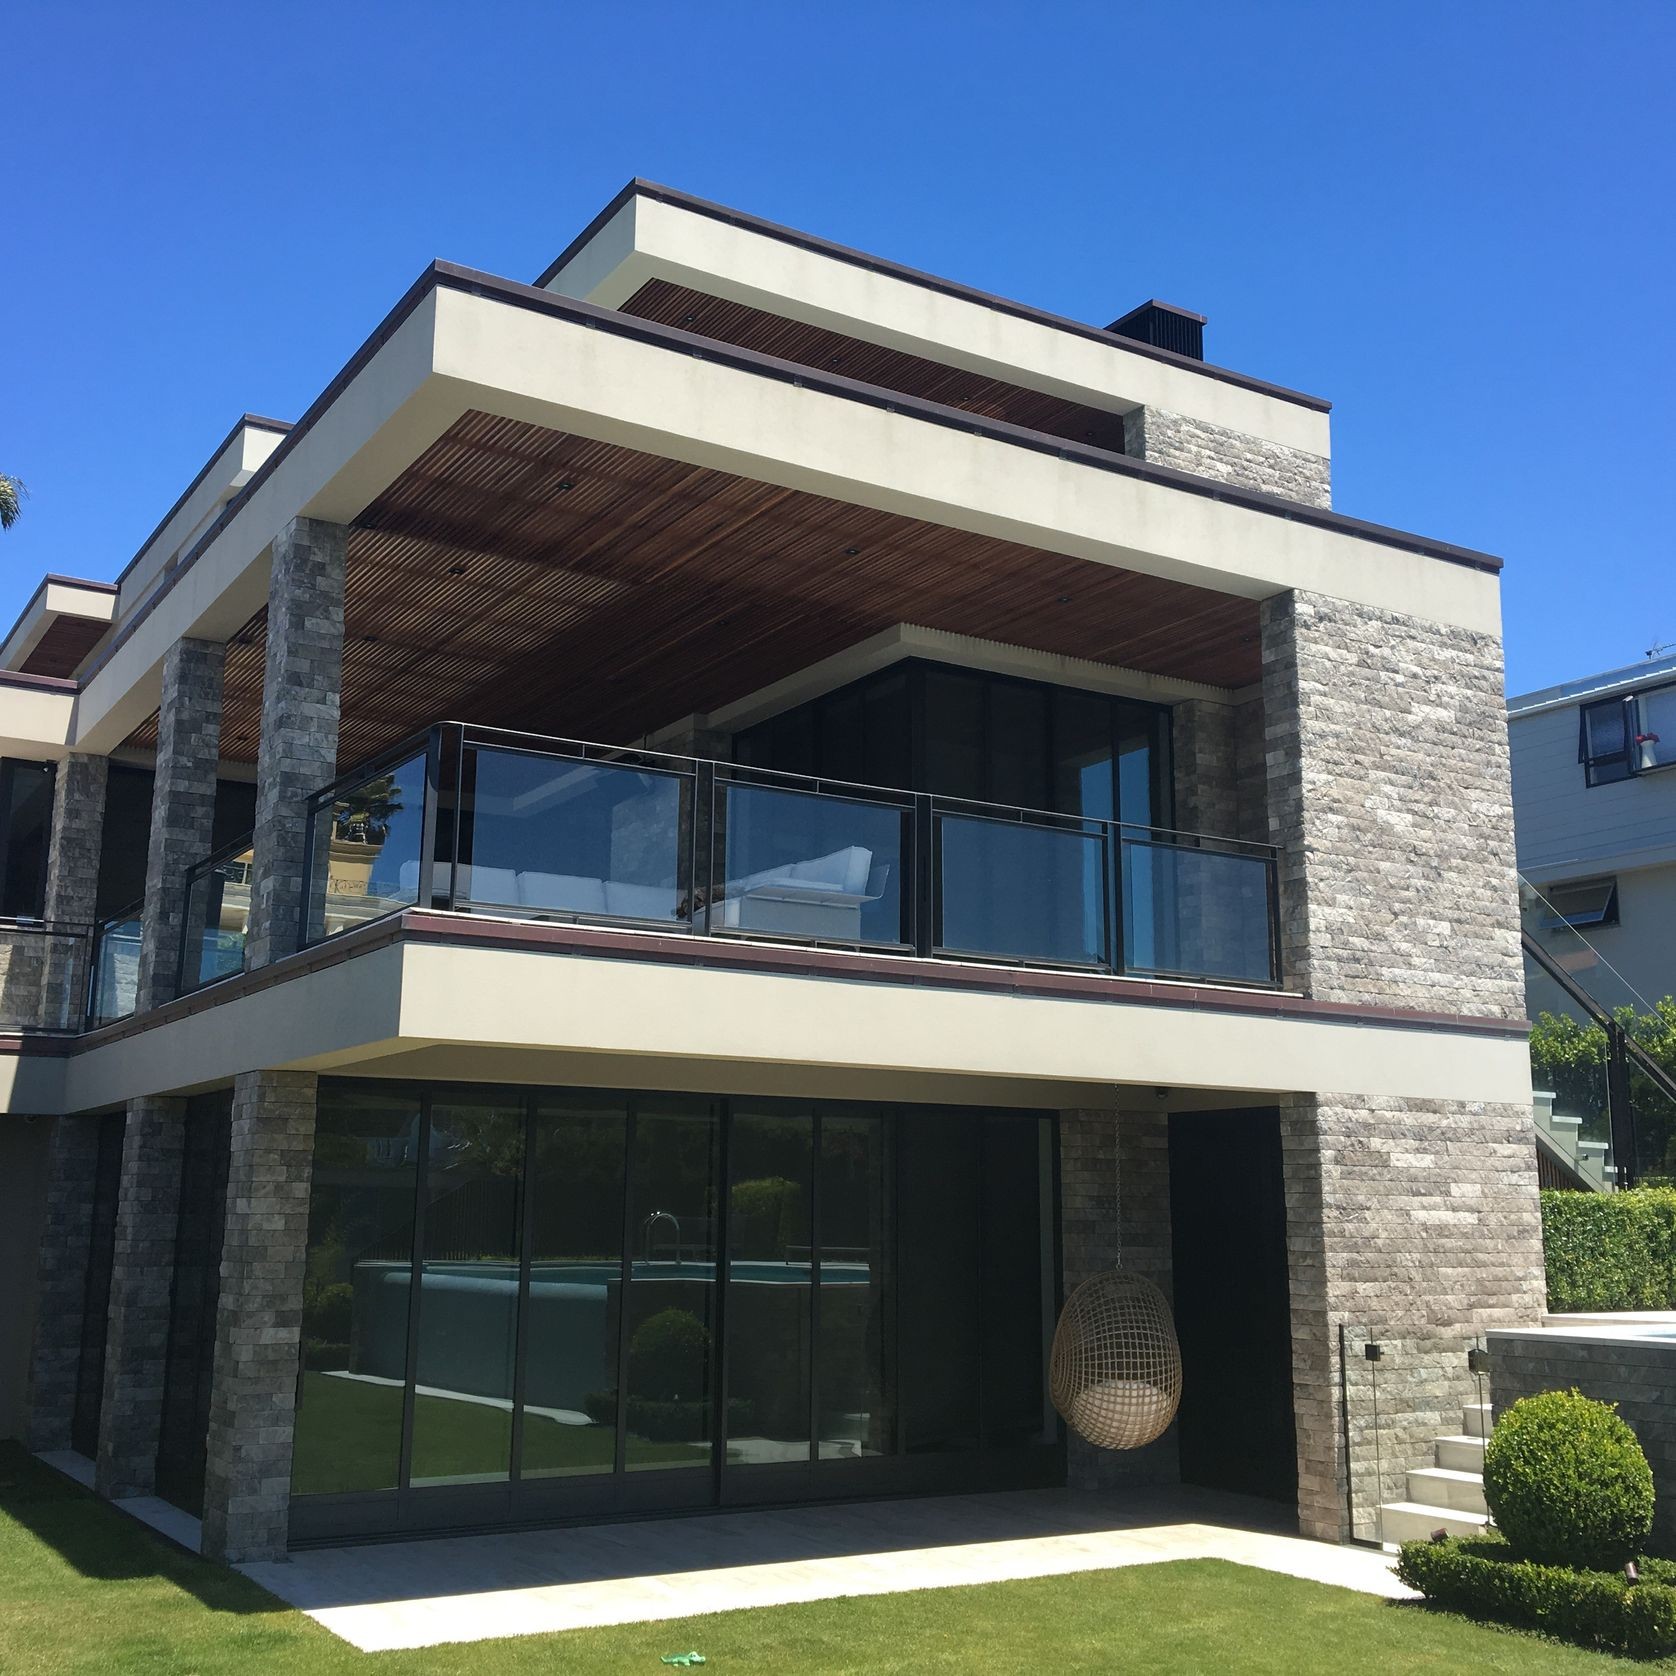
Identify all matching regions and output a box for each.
[398,860,679,921]
[712,845,886,941]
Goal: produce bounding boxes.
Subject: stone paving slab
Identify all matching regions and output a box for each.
[237,1487,1413,1652]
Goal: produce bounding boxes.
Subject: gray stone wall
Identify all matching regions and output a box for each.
[1124,407,1331,509]
[1232,693,1268,846]
[201,1069,317,1564]
[1491,1330,1676,1558]
[1260,590,1526,1019]
[96,1097,187,1496]
[42,753,109,1025]
[136,638,225,1010]
[0,1117,50,1440]
[246,518,345,969]
[1171,699,1238,838]
[24,1116,105,1451]
[1060,1107,1178,1488]
[1282,1093,1546,1540]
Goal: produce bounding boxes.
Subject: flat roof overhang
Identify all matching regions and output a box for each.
[0,576,116,681]
[49,911,1535,1118]
[70,265,1505,761]
[538,181,1334,454]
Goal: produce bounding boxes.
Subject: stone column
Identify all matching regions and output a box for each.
[1060,1106,1176,1489]
[42,753,108,1026]
[245,518,345,970]
[135,638,225,1011]
[24,1115,105,1450]
[201,1069,316,1564]
[1260,589,1546,1540]
[95,1097,187,1496]
[1122,407,1332,508]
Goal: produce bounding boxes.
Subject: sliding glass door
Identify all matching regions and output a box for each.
[290,1080,1058,1543]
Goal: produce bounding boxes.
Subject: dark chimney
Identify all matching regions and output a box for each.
[1106,300,1206,361]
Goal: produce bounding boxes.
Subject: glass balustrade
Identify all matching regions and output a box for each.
[88,904,143,1027]
[273,725,1284,991]
[179,840,254,993]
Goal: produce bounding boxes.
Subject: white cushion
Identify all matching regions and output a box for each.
[603,881,676,919]
[462,865,521,906]
[518,872,607,914]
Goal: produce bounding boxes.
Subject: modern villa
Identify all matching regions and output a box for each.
[0,181,1546,1564]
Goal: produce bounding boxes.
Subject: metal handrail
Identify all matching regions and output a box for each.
[177,829,256,999]
[292,719,1285,989]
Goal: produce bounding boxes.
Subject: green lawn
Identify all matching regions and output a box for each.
[0,1442,1659,1675]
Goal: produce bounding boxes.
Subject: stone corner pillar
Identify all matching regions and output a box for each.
[135,637,225,1011]
[95,1096,187,1497]
[200,1069,317,1565]
[245,519,345,971]
[23,1115,104,1452]
[40,753,109,1025]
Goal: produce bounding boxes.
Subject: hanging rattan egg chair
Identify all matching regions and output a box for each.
[1050,1268,1182,1451]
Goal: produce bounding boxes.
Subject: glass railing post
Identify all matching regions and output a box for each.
[913,794,934,958]
[1608,1026,1638,1189]
[419,725,446,911]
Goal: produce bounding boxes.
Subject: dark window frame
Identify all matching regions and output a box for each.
[1579,683,1676,787]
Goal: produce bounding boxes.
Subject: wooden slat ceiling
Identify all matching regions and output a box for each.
[123,409,1259,768]
[622,278,1132,452]
[22,614,109,679]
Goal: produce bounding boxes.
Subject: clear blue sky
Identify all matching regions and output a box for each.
[3,1,1671,697]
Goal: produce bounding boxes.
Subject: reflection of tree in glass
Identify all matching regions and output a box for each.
[629,1307,709,1402]
[333,775,404,845]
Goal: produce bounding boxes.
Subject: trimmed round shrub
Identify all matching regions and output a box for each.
[627,1307,709,1402]
[1483,1389,1654,1569]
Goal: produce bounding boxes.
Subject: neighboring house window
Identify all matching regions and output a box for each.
[1579,684,1676,785]
[1537,876,1619,930]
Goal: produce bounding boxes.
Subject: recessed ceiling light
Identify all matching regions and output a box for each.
[843,546,860,557]
[557,480,574,492]
[1056,593,1073,604]
[448,564,467,576]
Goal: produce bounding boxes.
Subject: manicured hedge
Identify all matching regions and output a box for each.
[1483,1390,1654,1570]
[1542,1187,1676,1312]
[1398,1535,1676,1659]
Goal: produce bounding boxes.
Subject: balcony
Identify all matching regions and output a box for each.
[97,722,1279,1028]
[292,724,1279,988]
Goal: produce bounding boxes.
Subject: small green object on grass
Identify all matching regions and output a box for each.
[660,1654,706,1667]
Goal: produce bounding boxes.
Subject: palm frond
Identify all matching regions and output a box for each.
[0,474,26,531]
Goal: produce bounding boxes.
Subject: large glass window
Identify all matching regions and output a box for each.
[726,1108,813,1464]
[522,1096,628,1480]
[732,659,1171,829]
[0,760,53,918]
[624,1098,719,1474]
[291,1081,1057,1539]
[409,1093,524,1488]
[291,1085,421,1497]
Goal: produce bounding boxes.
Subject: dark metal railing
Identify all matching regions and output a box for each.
[0,916,96,1033]
[176,830,256,998]
[293,721,1284,988]
[1523,928,1676,1189]
[87,900,144,1028]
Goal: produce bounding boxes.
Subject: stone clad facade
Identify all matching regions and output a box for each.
[1125,407,1332,508]
[1261,588,1544,1539]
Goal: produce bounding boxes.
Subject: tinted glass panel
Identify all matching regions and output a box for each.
[1637,688,1676,771]
[409,1094,523,1487]
[1122,839,1274,984]
[71,1114,125,1459]
[727,1109,813,1464]
[717,783,905,945]
[1052,689,1115,820]
[922,669,985,801]
[292,1086,421,1497]
[981,1115,1049,1448]
[522,1096,628,1480]
[861,672,911,791]
[988,682,1049,810]
[464,749,687,925]
[624,1099,719,1473]
[307,750,429,942]
[817,691,864,786]
[0,761,52,917]
[937,815,1106,965]
[896,1111,980,1453]
[818,1111,890,1459]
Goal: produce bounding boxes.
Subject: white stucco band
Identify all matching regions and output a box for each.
[52,932,1534,1117]
[69,279,1500,756]
[544,191,1333,459]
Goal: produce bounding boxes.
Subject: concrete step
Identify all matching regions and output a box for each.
[1436,1434,1486,1472]
[1407,1466,1487,1514]
[1379,1501,1493,1546]
[1463,1402,1493,1439]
